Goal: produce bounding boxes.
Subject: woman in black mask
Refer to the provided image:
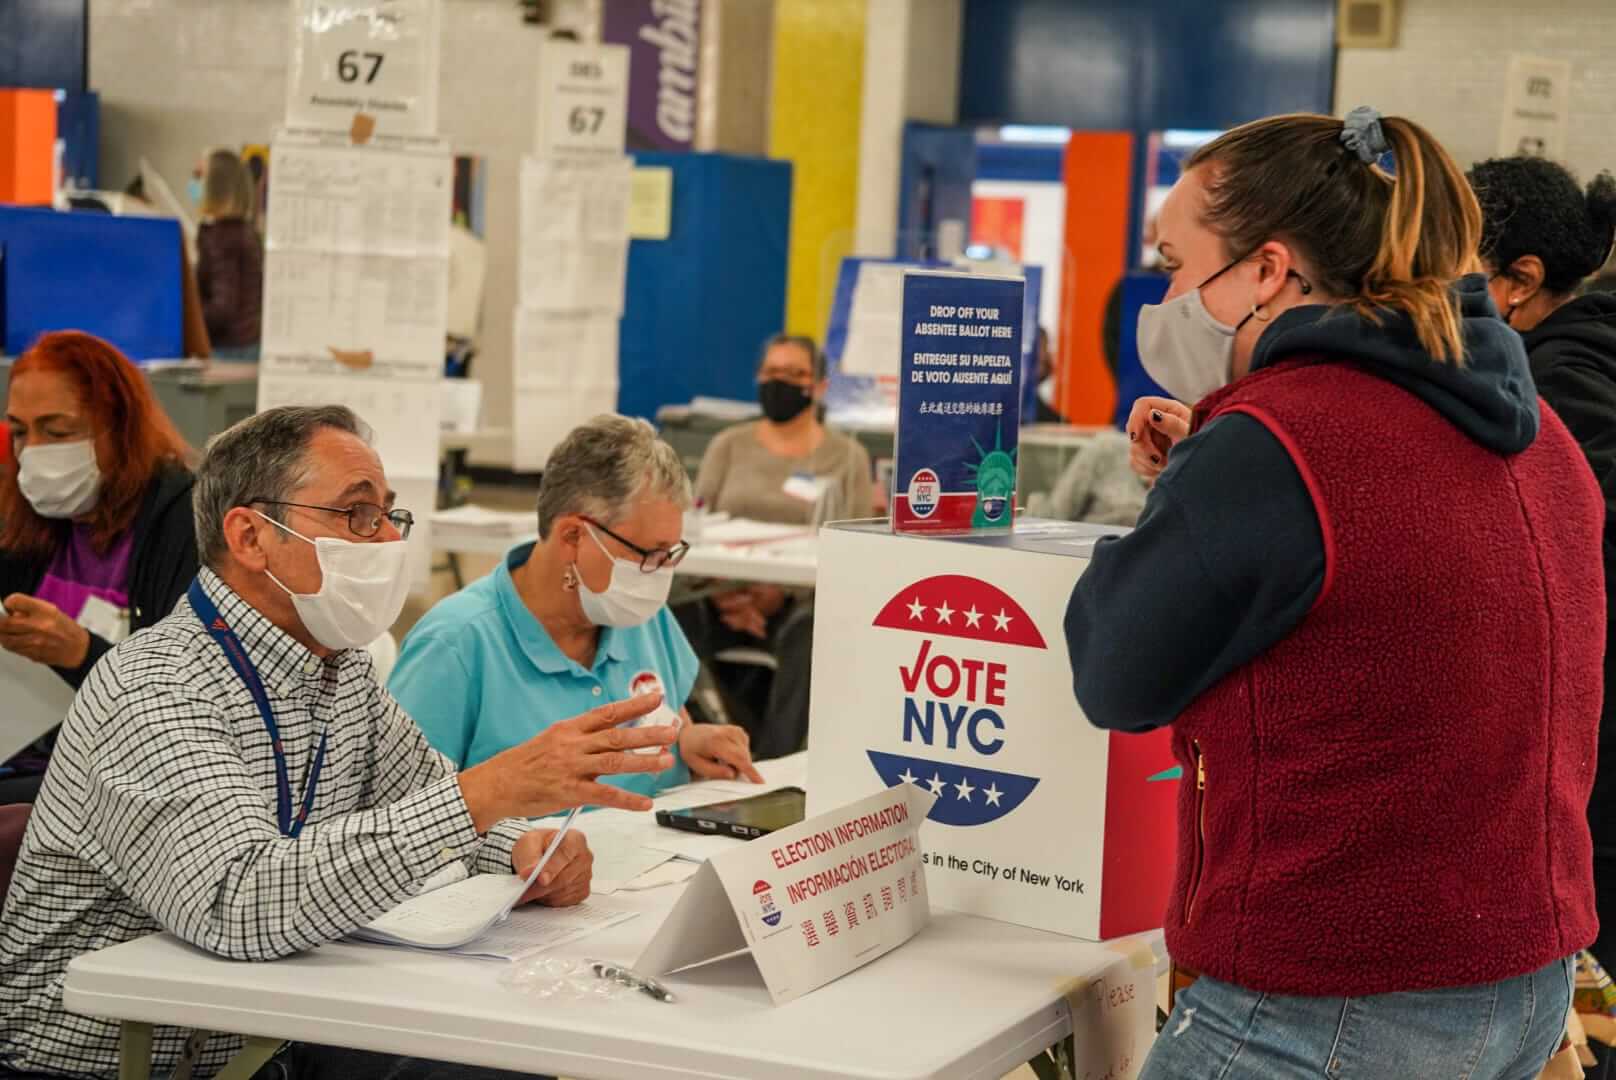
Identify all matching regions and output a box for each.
[677,333,873,758]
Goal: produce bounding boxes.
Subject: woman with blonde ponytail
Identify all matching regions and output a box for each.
[1067,109,1603,1078]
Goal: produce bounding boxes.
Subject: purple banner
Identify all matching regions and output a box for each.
[601,0,700,152]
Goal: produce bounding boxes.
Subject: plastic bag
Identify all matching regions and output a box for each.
[499,956,631,1002]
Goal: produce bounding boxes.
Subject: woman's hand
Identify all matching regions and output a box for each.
[714,589,768,639]
[512,828,594,907]
[1125,397,1193,485]
[0,594,91,669]
[680,719,765,783]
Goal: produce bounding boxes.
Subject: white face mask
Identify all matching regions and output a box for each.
[256,512,411,651]
[1138,254,1314,405]
[575,525,674,628]
[1136,286,1243,406]
[17,440,102,519]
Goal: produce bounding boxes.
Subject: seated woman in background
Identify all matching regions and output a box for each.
[680,334,873,759]
[390,414,761,796]
[193,149,263,362]
[1469,154,1616,966]
[0,331,198,801]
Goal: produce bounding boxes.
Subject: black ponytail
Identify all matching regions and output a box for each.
[1582,171,1616,279]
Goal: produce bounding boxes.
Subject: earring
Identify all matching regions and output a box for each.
[562,566,579,591]
[1250,303,1271,322]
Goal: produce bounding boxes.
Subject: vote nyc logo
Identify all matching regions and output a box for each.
[866,575,1043,827]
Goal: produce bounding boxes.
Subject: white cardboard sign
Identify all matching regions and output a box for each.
[638,785,935,1005]
[807,522,1179,942]
[1498,54,1572,160]
[535,41,630,158]
[286,0,442,137]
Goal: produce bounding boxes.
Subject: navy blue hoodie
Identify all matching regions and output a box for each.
[1066,275,1540,732]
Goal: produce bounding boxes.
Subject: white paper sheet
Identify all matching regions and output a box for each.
[0,648,75,762]
[613,860,701,892]
[267,141,451,257]
[448,899,640,961]
[592,845,676,896]
[260,250,449,380]
[439,378,483,434]
[258,373,443,477]
[510,308,620,470]
[840,263,908,377]
[518,155,631,314]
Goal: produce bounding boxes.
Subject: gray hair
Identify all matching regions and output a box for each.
[537,415,690,539]
[194,405,370,567]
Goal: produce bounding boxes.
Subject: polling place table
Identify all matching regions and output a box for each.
[64,757,1161,1080]
[430,510,821,589]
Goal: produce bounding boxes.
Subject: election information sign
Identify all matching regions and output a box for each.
[638,785,935,1006]
[892,271,1024,535]
[807,520,1178,941]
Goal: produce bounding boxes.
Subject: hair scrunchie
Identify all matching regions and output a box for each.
[1341,106,1390,164]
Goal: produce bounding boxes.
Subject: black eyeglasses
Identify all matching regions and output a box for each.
[581,516,689,572]
[251,499,415,540]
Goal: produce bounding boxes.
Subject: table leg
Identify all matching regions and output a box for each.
[212,1036,287,1080]
[118,1021,153,1080]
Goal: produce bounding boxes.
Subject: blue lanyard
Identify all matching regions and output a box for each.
[188,579,327,839]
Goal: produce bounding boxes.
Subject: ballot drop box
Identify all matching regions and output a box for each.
[808,519,1178,941]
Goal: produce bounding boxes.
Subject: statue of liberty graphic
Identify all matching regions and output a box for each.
[966,423,1016,529]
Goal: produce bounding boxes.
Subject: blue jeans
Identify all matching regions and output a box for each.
[1143,955,1575,1080]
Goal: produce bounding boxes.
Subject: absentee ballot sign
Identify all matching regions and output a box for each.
[638,785,935,1005]
[808,521,1178,941]
[893,271,1024,535]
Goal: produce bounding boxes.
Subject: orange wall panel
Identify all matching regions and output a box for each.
[1057,132,1133,425]
[0,89,57,206]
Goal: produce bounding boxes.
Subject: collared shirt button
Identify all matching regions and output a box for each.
[592,686,603,697]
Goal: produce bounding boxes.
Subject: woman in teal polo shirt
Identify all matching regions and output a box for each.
[390,415,762,800]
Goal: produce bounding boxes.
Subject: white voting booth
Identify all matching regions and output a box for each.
[808,520,1179,942]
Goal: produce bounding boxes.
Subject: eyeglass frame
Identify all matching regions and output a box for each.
[249,499,415,540]
[579,515,689,573]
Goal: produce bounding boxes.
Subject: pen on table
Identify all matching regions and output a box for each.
[588,959,677,1003]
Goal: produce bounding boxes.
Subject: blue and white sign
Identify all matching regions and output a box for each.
[892,271,1024,535]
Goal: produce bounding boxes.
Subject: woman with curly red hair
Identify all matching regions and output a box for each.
[0,332,198,799]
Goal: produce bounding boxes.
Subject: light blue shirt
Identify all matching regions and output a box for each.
[389,542,697,798]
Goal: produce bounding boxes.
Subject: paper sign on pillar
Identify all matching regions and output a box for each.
[808,271,1177,941]
[262,1,451,590]
[513,39,632,471]
[638,785,935,1005]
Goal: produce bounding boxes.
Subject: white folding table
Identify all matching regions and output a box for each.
[63,759,1161,1080]
[430,511,820,589]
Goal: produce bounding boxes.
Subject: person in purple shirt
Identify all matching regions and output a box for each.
[0,332,198,802]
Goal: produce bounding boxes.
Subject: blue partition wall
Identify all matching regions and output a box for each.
[618,153,792,420]
[0,207,183,360]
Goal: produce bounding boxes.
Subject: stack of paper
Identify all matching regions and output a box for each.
[429,505,537,550]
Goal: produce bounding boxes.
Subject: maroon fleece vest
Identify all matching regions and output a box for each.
[1164,358,1604,997]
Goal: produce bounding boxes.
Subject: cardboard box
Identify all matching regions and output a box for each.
[808,519,1178,940]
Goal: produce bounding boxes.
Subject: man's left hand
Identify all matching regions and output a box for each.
[512,828,594,907]
[0,594,90,669]
[681,721,765,784]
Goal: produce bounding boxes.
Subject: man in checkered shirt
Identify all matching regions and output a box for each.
[0,406,677,1079]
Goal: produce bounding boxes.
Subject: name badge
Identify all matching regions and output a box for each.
[77,595,130,645]
[783,473,829,504]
